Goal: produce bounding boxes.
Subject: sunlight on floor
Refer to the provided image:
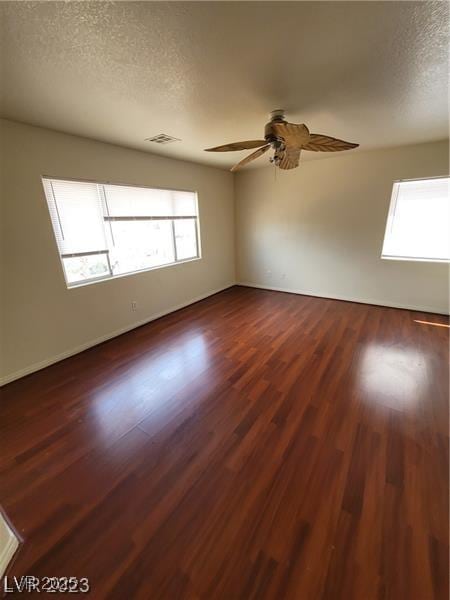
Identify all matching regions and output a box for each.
[414,320,450,328]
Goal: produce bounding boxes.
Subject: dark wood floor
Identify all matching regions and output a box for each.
[0,286,448,599]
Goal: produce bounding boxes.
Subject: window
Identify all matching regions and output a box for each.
[42,178,200,287]
[381,177,449,263]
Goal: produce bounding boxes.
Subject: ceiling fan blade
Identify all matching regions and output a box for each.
[271,122,310,149]
[205,140,267,152]
[302,134,359,152]
[278,149,301,170]
[230,144,270,172]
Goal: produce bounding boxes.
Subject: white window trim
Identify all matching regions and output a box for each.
[380,175,450,264]
[42,176,202,288]
[65,256,202,289]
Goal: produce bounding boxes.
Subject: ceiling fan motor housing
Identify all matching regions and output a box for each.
[269,109,286,121]
[265,109,286,146]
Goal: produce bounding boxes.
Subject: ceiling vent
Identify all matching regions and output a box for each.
[145,134,180,144]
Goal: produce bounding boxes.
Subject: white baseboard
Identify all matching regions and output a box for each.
[2,280,447,386]
[0,283,235,386]
[237,281,449,316]
[0,513,19,579]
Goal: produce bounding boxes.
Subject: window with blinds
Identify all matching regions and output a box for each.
[381,177,449,263]
[42,177,200,287]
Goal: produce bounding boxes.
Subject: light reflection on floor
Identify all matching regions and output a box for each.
[92,331,209,439]
[357,343,429,410]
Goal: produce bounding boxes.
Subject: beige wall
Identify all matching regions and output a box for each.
[0,119,235,384]
[235,141,449,314]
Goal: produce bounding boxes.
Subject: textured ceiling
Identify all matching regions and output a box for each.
[0,1,448,170]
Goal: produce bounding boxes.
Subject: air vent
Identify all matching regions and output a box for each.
[145,134,180,144]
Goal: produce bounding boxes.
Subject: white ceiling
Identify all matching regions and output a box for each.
[0,1,448,171]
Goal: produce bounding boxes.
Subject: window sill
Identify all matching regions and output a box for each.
[66,256,202,289]
[381,256,450,264]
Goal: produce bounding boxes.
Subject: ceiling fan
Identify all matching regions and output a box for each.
[205,110,359,172]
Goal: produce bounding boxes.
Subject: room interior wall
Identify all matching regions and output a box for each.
[0,119,235,384]
[235,140,449,315]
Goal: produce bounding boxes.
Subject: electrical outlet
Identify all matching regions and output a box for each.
[131,301,138,311]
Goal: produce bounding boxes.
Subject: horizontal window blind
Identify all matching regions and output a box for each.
[42,177,200,287]
[103,184,197,218]
[43,179,107,256]
[381,177,449,262]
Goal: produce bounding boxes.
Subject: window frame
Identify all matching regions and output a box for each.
[381,175,450,264]
[42,175,202,288]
